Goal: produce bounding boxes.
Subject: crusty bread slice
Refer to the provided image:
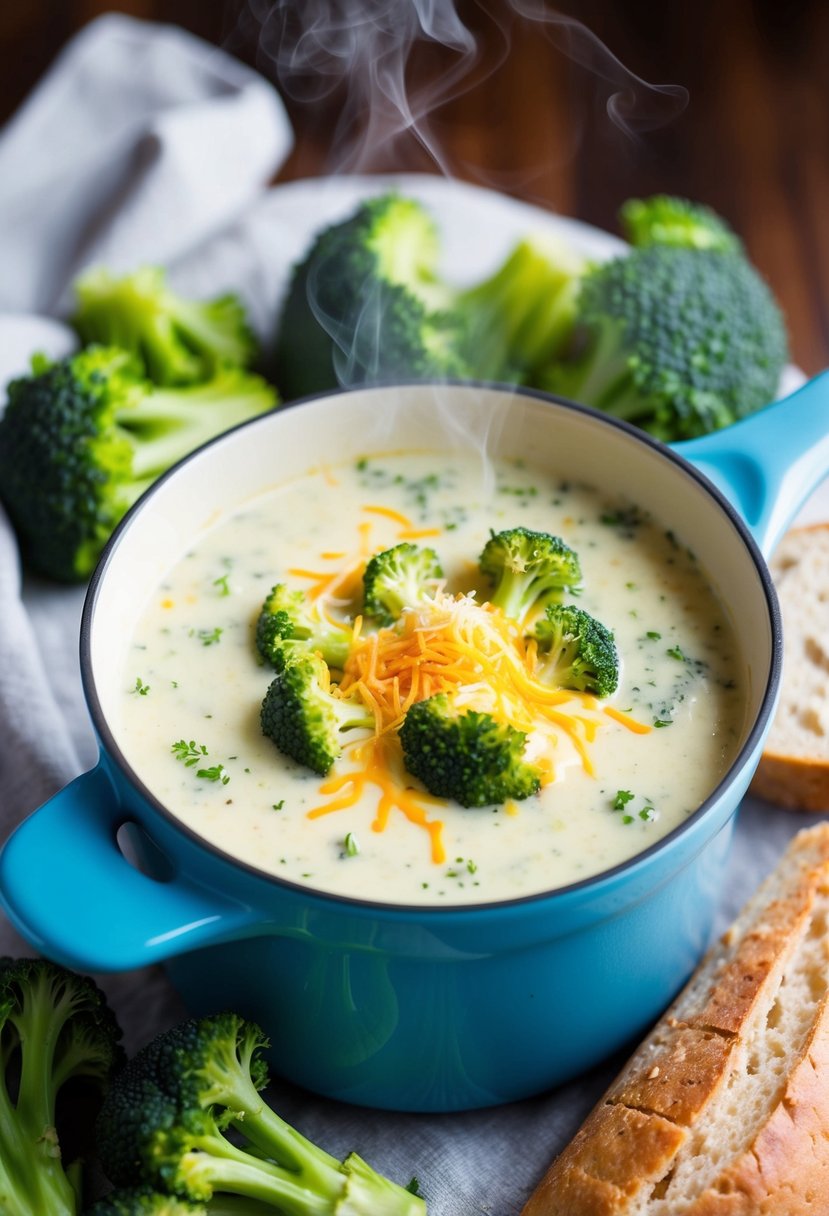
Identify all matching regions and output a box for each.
[521,823,829,1216]
[751,524,829,811]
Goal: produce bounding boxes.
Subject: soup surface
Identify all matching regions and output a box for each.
[114,451,746,905]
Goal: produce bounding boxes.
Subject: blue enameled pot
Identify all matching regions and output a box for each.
[2,380,829,1112]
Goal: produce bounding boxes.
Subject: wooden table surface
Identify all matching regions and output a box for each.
[3,0,828,377]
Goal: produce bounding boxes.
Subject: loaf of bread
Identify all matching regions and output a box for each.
[751,524,829,811]
[521,823,829,1216]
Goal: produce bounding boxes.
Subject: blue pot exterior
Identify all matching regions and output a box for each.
[0,722,762,1111]
[2,378,808,1112]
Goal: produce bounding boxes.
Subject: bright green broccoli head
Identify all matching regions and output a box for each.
[543,244,788,440]
[399,693,541,808]
[96,1013,424,1214]
[0,349,277,582]
[256,583,353,670]
[0,957,124,1216]
[619,195,742,253]
[273,193,471,399]
[362,543,443,626]
[457,235,590,381]
[73,266,256,386]
[479,527,582,625]
[260,653,373,775]
[531,603,619,698]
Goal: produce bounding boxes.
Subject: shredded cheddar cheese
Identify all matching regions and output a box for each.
[298,511,649,864]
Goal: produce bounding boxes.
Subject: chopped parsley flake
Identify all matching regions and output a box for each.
[192,626,223,646]
[172,739,208,767]
[197,764,230,785]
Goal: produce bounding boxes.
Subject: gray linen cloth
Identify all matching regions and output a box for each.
[0,15,825,1213]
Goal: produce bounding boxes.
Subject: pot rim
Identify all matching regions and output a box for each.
[80,380,782,914]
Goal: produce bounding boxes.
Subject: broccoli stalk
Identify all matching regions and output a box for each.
[0,958,124,1216]
[0,347,277,582]
[619,195,742,253]
[457,236,589,382]
[531,604,619,698]
[95,1014,425,1215]
[479,527,581,626]
[256,584,353,671]
[73,266,256,386]
[362,543,443,626]
[260,653,373,776]
[399,693,541,808]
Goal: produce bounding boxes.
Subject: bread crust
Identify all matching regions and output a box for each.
[750,523,829,813]
[520,825,829,1216]
[751,751,829,813]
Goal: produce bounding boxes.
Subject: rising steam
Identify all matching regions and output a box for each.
[235,0,688,175]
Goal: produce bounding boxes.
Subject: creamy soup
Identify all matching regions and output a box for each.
[114,451,746,905]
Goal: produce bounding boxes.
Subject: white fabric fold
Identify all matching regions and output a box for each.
[0,12,292,315]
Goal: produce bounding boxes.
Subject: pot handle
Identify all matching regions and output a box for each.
[0,765,260,972]
[673,370,829,557]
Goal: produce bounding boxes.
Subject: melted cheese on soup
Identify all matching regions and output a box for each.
[114,452,746,905]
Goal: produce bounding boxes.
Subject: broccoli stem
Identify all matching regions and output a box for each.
[119,378,272,481]
[181,1135,343,1215]
[11,974,79,1215]
[193,1053,420,1215]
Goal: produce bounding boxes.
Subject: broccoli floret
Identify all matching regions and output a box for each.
[273,194,470,399]
[0,957,123,1216]
[479,527,581,626]
[619,195,742,253]
[456,235,589,381]
[531,603,619,698]
[0,347,277,581]
[255,584,353,670]
[73,266,256,386]
[399,693,541,807]
[95,1013,425,1215]
[541,244,787,441]
[362,543,443,626]
[260,653,373,775]
[86,1189,264,1215]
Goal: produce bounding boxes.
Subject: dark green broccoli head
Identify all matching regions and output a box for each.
[273,194,470,399]
[0,349,276,582]
[479,527,581,625]
[96,1013,424,1214]
[0,347,144,580]
[74,266,255,386]
[260,653,373,775]
[0,957,124,1216]
[532,603,619,698]
[399,693,541,807]
[362,543,443,626]
[543,244,787,440]
[255,583,353,670]
[619,195,742,253]
[85,1189,214,1215]
[96,1013,269,1199]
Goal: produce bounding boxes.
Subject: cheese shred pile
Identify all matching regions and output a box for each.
[288,511,648,864]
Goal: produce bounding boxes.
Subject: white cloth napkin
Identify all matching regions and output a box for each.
[0,15,824,1215]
